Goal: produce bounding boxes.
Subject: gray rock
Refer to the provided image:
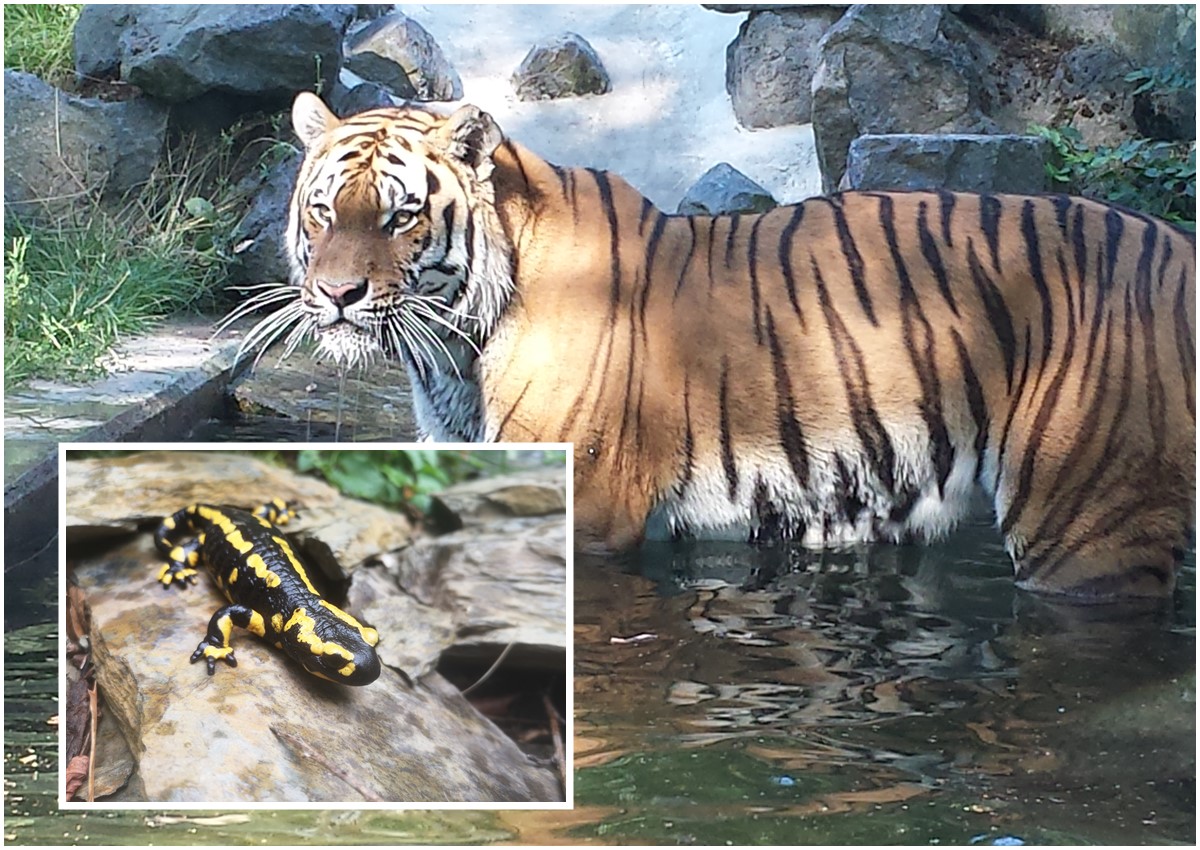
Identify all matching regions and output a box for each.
[329,80,409,117]
[725,7,844,129]
[1041,6,1195,143]
[344,12,462,102]
[73,4,138,81]
[1041,5,1196,73]
[841,133,1049,194]
[811,4,993,193]
[512,33,611,101]
[117,4,355,103]
[677,163,777,215]
[228,148,302,288]
[704,4,834,12]
[3,70,168,218]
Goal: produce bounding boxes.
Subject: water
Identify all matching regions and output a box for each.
[6,513,1194,844]
[572,513,1196,845]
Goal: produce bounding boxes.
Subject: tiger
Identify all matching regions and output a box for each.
[240,91,1196,601]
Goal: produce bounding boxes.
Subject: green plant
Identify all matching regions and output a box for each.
[1033,63,1196,229]
[3,4,81,83]
[295,449,565,513]
[3,135,258,389]
[1035,125,1195,228]
[1124,65,1195,97]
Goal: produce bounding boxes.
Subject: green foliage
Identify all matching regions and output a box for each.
[1124,65,1195,97]
[1035,125,1195,228]
[295,449,564,513]
[3,4,81,83]
[3,136,255,389]
[1034,64,1196,229]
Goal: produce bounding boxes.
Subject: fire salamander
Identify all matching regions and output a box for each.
[154,499,381,686]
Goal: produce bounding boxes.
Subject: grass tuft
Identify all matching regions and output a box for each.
[3,4,82,84]
[4,132,262,389]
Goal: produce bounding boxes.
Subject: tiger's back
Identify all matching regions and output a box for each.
[276,94,1195,601]
[482,157,1195,598]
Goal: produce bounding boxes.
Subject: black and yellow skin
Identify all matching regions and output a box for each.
[154,499,381,686]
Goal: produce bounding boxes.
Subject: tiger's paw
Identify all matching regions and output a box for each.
[190,642,238,675]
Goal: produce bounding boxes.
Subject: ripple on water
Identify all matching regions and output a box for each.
[574,514,1196,845]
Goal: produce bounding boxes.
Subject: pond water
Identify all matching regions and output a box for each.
[571,513,1196,845]
[6,513,1194,844]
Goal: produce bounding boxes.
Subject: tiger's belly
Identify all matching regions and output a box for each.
[648,435,985,547]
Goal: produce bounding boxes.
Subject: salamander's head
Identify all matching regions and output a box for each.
[283,605,382,686]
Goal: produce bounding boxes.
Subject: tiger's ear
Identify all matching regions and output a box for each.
[292,91,339,151]
[435,105,503,181]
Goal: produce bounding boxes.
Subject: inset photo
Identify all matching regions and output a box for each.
[60,445,571,807]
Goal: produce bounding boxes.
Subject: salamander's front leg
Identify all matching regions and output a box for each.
[156,538,203,588]
[191,603,267,675]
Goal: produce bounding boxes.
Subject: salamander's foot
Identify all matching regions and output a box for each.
[191,641,238,675]
[157,561,199,588]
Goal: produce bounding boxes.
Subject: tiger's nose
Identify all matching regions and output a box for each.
[316,278,368,309]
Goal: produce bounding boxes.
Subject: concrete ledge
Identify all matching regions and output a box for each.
[4,319,245,620]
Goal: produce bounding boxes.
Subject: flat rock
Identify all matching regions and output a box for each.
[842,133,1048,194]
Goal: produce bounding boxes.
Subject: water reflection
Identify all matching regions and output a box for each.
[574,514,1195,845]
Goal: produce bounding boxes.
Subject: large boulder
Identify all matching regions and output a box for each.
[842,133,1048,194]
[1040,5,1196,73]
[511,33,611,101]
[72,4,138,81]
[811,4,994,193]
[957,5,1194,144]
[228,148,302,288]
[344,11,463,102]
[1040,5,1195,143]
[725,7,844,129]
[3,70,168,218]
[81,4,356,104]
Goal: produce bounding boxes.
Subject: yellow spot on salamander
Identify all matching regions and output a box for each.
[272,536,319,594]
[228,567,238,584]
[246,610,266,638]
[216,614,234,646]
[317,599,378,645]
[271,613,284,634]
[284,608,354,661]
[169,546,187,563]
[245,553,281,588]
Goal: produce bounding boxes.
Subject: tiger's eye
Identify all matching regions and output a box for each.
[383,210,415,235]
[310,203,333,226]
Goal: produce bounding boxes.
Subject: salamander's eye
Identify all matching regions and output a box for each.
[309,202,333,228]
[382,210,416,236]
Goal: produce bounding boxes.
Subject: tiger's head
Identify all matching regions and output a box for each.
[277,92,515,373]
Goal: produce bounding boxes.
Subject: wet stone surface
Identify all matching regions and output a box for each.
[224,344,418,442]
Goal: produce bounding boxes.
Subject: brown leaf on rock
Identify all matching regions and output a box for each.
[64,755,90,800]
